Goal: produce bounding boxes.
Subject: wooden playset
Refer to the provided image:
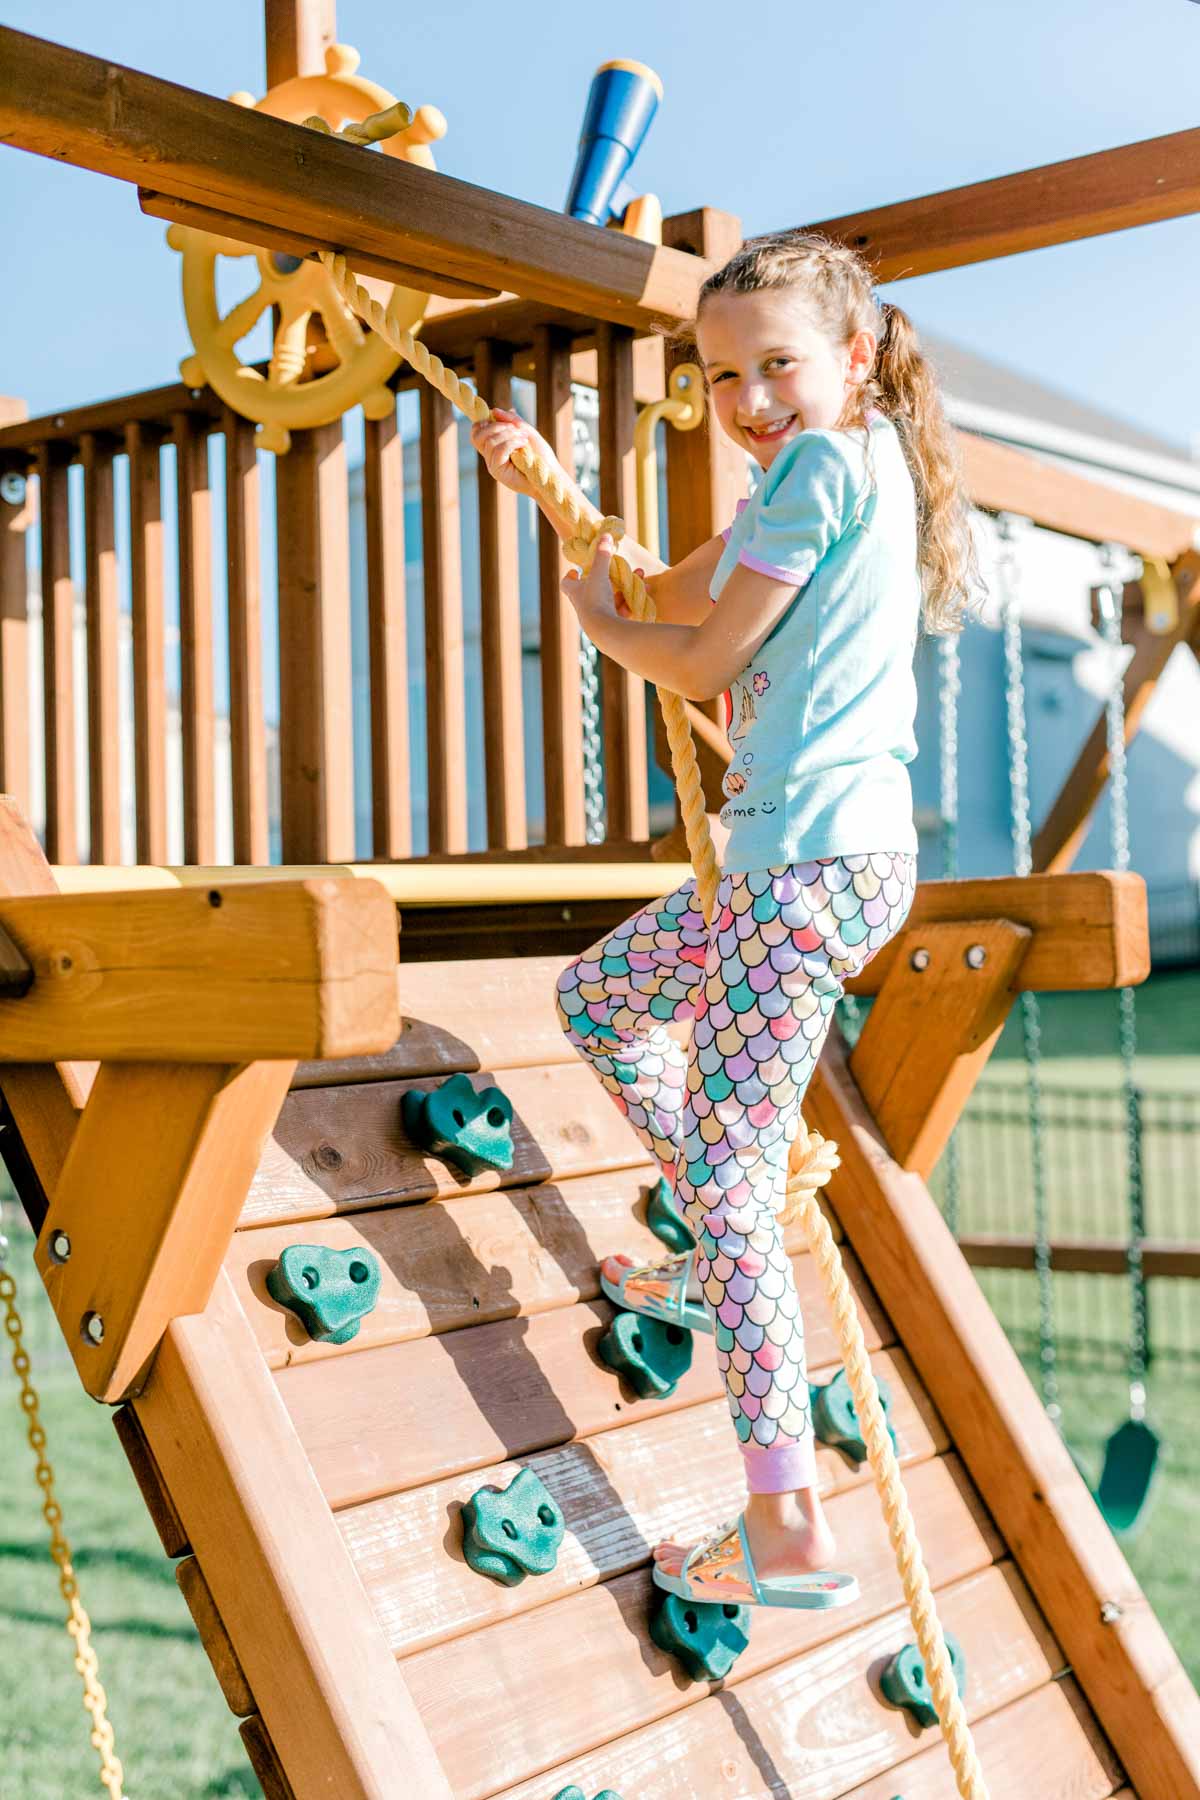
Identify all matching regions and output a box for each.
[1,4,1200,1796]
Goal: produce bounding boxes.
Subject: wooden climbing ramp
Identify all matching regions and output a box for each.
[1,797,1198,1798]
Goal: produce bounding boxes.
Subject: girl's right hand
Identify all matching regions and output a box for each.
[470,408,561,500]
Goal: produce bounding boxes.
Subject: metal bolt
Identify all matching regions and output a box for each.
[54,415,65,429]
[677,373,691,389]
[909,947,930,972]
[561,906,573,923]
[82,1311,105,1345]
[965,944,988,969]
[49,1231,71,1264]
[1100,1600,1123,1625]
[0,472,26,506]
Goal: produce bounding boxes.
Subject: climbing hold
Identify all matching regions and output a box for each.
[810,1366,895,1464]
[461,1467,565,1586]
[645,1175,695,1253]
[401,1071,514,1176]
[598,1310,692,1399]
[265,1244,381,1344]
[880,1633,967,1728]
[551,1788,623,1800]
[649,1589,750,1683]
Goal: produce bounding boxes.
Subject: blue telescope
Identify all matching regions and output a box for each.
[565,60,663,228]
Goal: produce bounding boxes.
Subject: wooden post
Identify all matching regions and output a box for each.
[124,422,168,865]
[173,412,216,864]
[473,338,526,850]
[80,433,121,863]
[224,411,269,864]
[0,400,31,818]
[534,324,585,847]
[363,407,412,860]
[596,322,648,842]
[264,0,335,86]
[36,444,76,865]
[419,388,468,854]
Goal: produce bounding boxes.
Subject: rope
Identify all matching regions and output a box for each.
[0,1237,126,1799]
[317,240,989,1799]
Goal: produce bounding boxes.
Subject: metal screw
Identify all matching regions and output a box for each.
[909,947,930,972]
[0,472,26,506]
[54,415,65,429]
[965,944,988,969]
[1100,1600,1123,1625]
[49,1231,71,1264]
[560,906,573,923]
[82,1311,105,1345]
[677,373,691,389]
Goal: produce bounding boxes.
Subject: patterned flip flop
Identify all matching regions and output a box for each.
[599,1251,713,1335]
[651,1514,860,1611]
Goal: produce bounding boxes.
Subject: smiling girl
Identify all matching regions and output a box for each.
[472,230,976,1613]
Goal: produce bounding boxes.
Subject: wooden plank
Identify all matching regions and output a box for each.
[362,407,411,861]
[496,1563,1057,1800]
[0,878,400,1063]
[534,324,586,847]
[124,422,168,865]
[806,1031,1200,1798]
[264,0,334,86]
[172,411,215,864]
[849,920,1030,1177]
[340,1346,945,1659]
[1034,555,1200,873]
[418,388,468,854]
[36,446,76,865]
[275,1245,890,1510]
[0,420,31,814]
[112,1402,190,1558]
[0,384,218,460]
[0,31,710,330]
[238,1716,297,1800]
[242,1061,659,1227]
[811,123,1200,283]
[472,338,527,850]
[223,411,269,865]
[176,1554,256,1716]
[844,871,1148,997]
[274,421,355,862]
[133,1271,455,1799]
[79,434,121,863]
[400,1458,1003,1799]
[596,321,648,842]
[960,1235,1200,1280]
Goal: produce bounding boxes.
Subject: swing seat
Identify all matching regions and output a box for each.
[1097,1416,1161,1536]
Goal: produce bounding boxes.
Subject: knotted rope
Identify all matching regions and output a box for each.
[318,248,988,1799]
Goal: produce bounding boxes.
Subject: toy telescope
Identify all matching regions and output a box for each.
[565,59,663,230]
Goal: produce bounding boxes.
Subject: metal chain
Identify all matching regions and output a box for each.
[937,630,963,1233]
[572,401,607,844]
[997,516,1061,1424]
[1096,549,1149,1407]
[0,1235,127,1798]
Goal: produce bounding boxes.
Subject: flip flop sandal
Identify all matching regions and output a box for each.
[652,1514,860,1611]
[599,1250,713,1336]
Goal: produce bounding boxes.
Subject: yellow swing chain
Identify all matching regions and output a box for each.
[316,235,988,1799]
[0,1239,127,1800]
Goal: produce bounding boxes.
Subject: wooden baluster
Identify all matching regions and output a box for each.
[274,422,355,863]
[172,412,215,864]
[472,338,526,850]
[124,422,168,865]
[418,387,467,854]
[596,321,648,843]
[79,433,121,864]
[533,323,585,847]
[222,412,268,864]
[36,444,76,865]
[0,404,31,818]
[364,406,412,860]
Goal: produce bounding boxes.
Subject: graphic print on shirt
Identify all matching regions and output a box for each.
[727,682,756,749]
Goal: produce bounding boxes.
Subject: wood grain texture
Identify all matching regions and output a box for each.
[0,878,400,1062]
[79,434,121,863]
[274,1245,889,1511]
[264,0,334,85]
[472,339,527,851]
[0,444,30,815]
[36,446,75,865]
[362,407,411,861]
[112,1402,190,1558]
[535,325,586,846]
[223,410,269,865]
[177,1554,256,1716]
[418,388,468,854]
[238,1715,297,1800]
[596,320,648,842]
[124,421,168,864]
[340,1346,943,1659]
[172,410,215,864]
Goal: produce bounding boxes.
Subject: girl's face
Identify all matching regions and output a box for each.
[697,290,875,471]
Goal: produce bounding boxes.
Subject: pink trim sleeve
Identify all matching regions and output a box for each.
[737,545,814,586]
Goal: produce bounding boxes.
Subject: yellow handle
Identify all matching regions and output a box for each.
[633,362,705,560]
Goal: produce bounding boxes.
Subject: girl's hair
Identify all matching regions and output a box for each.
[687,230,979,633]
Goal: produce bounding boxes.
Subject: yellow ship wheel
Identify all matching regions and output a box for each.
[168,44,445,453]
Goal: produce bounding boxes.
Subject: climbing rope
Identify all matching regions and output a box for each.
[316,230,989,1799]
[0,1235,126,1799]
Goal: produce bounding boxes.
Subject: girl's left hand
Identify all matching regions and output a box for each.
[561,534,630,631]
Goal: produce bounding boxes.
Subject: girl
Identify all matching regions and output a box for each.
[471,231,975,1610]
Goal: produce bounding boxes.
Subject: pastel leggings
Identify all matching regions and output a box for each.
[556,855,916,1494]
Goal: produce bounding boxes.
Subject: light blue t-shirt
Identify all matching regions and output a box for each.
[709,414,921,872]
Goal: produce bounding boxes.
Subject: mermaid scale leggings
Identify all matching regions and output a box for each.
[556,854,916,1494]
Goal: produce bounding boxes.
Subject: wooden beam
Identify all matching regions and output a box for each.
[0,385,218,462]
[959,1235,1200,1280]
[472,339,526,851]
[806,1035,1200,1799]
[809,124,1200,281]
[0,29,708,330]
[418,389,468,854]
[1033,553,1200,873]
[849,919,1031,1178]
[0,878,400,1062]
[173,412,216,864]
[264,0,335,87]
[0,424,31,815]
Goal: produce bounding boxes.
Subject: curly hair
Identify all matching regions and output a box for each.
[677,230,980,633]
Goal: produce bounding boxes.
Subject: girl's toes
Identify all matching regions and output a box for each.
[600,1252,636,1283]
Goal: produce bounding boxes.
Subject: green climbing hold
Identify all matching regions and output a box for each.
[551,1788,623,1800]
[879,1633,967,1728]
[461,1467,565,1586]
[401,1072,514,1176]
[645,1175,696,1253]
[598,1310,693,1399]
[649,1589,750,1683]
[810,1367,896,1464]
[265,1244,381,1345]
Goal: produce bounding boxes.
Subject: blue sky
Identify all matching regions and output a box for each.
[2,0,1199,451]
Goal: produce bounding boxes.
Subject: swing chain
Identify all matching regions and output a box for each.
[997,515,1061,1424]
[0,1235,127,1799]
